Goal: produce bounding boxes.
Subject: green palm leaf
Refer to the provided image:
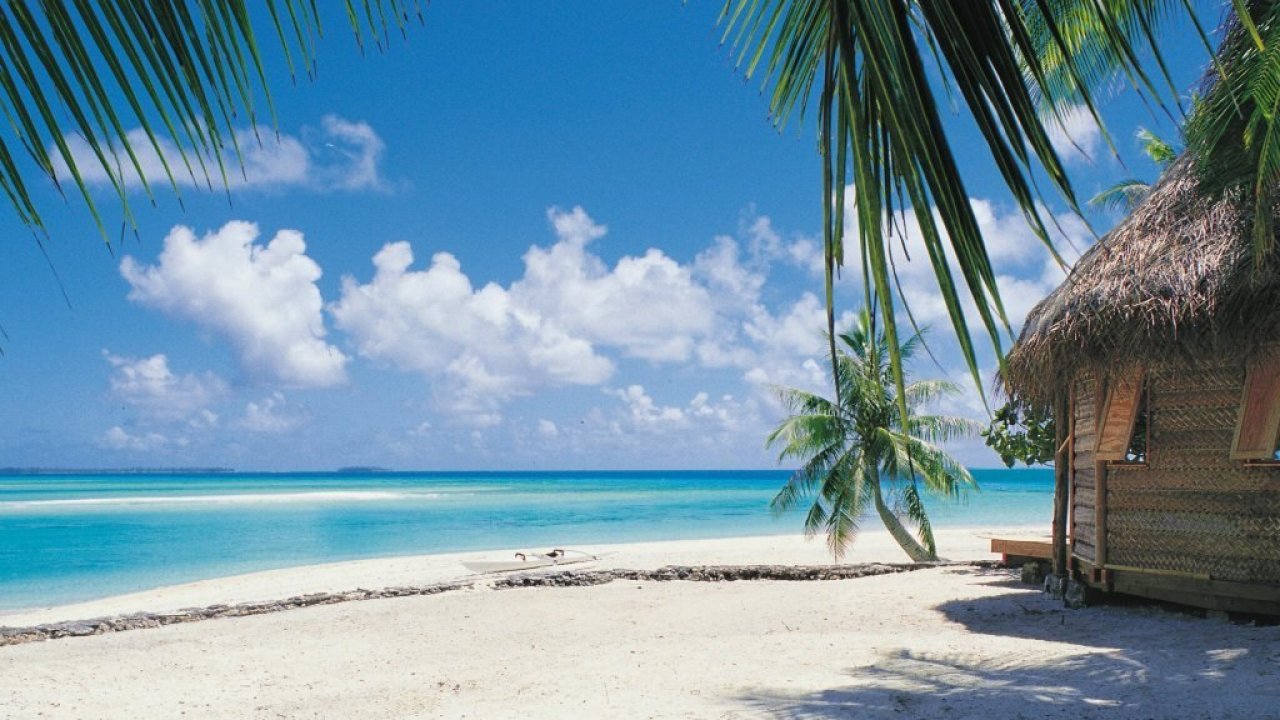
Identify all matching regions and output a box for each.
[720,0,1196,421]
[766,310,977,560]
[0,1,422,246]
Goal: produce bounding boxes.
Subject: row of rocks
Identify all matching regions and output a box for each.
[494,561,998,588]
[0,561,998,647]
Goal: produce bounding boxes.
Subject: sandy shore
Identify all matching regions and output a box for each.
[3,526,1278,718]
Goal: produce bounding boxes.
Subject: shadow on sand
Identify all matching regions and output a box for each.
[736,567,1280,719]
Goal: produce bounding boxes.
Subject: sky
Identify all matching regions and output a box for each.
[0,3,1219,471]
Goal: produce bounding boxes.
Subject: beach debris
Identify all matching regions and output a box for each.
[0,561,1001,648]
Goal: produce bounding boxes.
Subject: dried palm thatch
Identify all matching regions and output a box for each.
[1005,155,1280,407]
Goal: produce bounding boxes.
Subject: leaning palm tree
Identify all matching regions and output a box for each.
[767,310,979,561]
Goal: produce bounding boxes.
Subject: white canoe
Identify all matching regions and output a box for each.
[462,549,603,574]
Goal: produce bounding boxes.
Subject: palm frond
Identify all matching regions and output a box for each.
[721,0,1191,416]
[0,1,421,244]
[1088,178,1152,212]
[906,414,984,445]
[901,379,959,408]
[1137,127,1177,166]
[1183,4,1280,264]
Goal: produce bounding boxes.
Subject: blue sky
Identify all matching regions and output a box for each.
[0,3,1216,471]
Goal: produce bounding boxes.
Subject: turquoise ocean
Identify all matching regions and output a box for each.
[0,468,1052,611]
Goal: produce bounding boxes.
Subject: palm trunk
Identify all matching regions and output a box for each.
[871,472,937,562]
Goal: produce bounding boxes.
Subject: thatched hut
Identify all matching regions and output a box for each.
[1005,156,1280,615]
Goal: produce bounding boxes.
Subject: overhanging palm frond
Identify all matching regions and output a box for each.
[0,1,420,243]
[720,0,1190,415]
[1184,4,1280,263]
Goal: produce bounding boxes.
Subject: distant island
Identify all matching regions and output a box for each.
[336,466,393,474]
[0,467,235,475]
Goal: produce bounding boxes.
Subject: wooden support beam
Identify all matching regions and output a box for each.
[1095,460,1109,571]
[1052,387,1070,578]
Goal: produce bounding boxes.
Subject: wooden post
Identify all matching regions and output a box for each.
[1095,459,1108,574]
[1051,388,1070,578]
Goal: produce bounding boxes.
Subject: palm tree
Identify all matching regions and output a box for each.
[767,309,979,561]
[1089,127,1179,212]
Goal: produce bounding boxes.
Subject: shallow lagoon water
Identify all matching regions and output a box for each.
[0,468,1051,610]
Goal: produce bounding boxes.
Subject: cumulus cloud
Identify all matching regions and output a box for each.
[239,392,301,433]
[604,385,752,437]
[104,352,226,423]
[100,426,172,452]
[121,221,348,388]
[332,206,721,414]
[332,200,1075,432]
[330,239,613,415]
[512,207,716,362]
[1046,104,1102,165]
[57,114,387,193]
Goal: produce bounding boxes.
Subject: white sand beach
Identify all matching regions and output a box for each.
[2,526,1278,719]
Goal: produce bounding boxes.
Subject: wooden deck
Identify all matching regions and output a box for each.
[990,537,1053,565]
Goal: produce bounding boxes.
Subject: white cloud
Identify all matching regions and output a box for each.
[121,221,348,388]
[609,385,687,428]
[305,115,387,191]
[330,240,613,414]
[58,114,386,193]
[605,385,751,434]
[512,207,716,362]
[100,426,171,452]
[537,419,560,438]
[239,392,301,433]
[332,207,723,413]
[1046,104,1102,165]
[104,352,226,423]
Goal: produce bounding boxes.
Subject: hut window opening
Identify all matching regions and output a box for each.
[1095,369,1148,465]
[1231,353,1280,462]
[1123,387,1149,464]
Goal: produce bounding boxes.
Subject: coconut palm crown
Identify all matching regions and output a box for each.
[767,309,979,561]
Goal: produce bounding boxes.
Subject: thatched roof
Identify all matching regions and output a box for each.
[1004,155,1280,406]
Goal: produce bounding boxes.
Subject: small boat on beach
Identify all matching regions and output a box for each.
[462,548,605,574]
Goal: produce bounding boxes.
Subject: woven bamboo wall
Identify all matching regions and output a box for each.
[1071,374,1098,564]
[1072,361,1280,586]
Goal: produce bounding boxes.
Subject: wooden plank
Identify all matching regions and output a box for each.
[1072,537,1096,563]
[1072,505,1095,527]
[990,537,1054,561]
[1232,353,1280,460]
[1096,370,1146,461]
[1096,461,1109,568]
[1109,571,1280,615]
[1053,388,1071,576]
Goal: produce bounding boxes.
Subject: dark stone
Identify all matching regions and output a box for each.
[1064,577,1092,609]
[1021,561,1049,585]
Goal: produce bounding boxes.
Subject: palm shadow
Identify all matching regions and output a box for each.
[736,566,1280,719]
